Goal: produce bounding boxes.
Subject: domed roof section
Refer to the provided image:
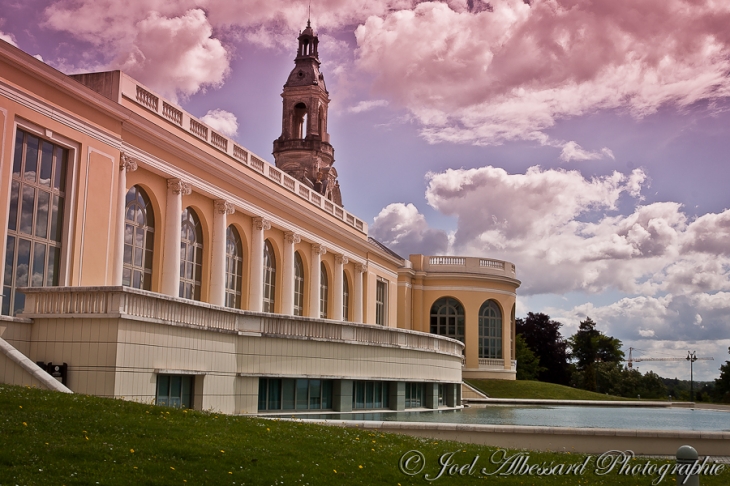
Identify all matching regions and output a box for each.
[284,21,327,92]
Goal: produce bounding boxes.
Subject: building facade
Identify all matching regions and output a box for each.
[0,26,518,414]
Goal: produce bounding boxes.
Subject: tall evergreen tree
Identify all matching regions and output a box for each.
[568,317,624,391]
[515,312,570,384]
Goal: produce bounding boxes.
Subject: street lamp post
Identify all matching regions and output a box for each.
[686,351,697,402]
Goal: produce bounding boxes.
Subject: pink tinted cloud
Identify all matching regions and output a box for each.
[44,2,228,100]
[355,0,730,144]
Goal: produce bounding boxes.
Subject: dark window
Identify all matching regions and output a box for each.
[351,381,390,410]
[430,297,465,343]
[156,375,193,409]
[3,129,67,316]
[375,279,387,325]
[179,207,203,300]
[320,262,328,318]
[258,378,333,411]
[293,252,304,316]
[224,226,243,308]
[123,185,154,290]
[342,271,349,321]
[405,382,424,408]
[263,240,276,312]
[479,300,502,359]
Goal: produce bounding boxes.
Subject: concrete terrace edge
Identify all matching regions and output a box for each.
[299,419,730,456]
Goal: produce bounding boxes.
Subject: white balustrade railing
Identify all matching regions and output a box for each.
[126,79,368,235]
[429,256,465,266]
[20,287,463,358]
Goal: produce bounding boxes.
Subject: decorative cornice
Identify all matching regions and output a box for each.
[120,153,138,172]
[253,217,272,231]
[284,231,301,244]
[311,244,327,256]
[167,178,192,196]
[335,255,349,265]
[214,199,235,215]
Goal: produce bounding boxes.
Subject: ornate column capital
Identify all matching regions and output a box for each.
[355,263,367,273]
[284,231,301,244]
[167,178,192,196]
[253,217,272,231]
[335,255,349,265]
[214,199,235,215]
[120,153,138,172]
[311,244,327,256]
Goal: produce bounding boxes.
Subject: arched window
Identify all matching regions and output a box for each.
[319,262,328,318]
[179,208,203,301]
[430,297,465,343]
[342,271,349,322]
[293,103,307,139]
[123,186,154,290]
[479,300,502,359]
[224,225,243,308]
[263,240,276,312]
[293,252,304,316]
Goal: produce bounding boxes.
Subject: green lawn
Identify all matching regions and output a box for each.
[1,384,725,485]
[466,379,632,401]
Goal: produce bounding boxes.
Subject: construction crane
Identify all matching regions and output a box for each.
[625,348,714,401]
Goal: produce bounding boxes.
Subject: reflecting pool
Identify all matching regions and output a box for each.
[277,406,730,432]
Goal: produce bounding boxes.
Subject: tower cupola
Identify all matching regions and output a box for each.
[273,21,341,206]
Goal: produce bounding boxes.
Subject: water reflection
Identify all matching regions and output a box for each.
[279,405,730,432]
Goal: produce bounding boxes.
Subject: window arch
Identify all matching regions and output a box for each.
[263,240,276,312]
[123,185,154,291]
[225,225,243,308]
[319,262,328,318]
[429,297,465,343]
[479,300,502,359]
[179,207,203,301]
[342,271,349,322]
[293,251,304,316]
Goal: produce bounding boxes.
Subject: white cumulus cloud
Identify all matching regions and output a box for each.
[200,109,238,137]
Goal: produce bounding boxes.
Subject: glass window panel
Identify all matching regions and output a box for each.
[157,375,170,406]
[122,267,132,287]
[134,245,143,267]
[53,147,67,190]
[24,135,39,182]
[181,376,192,409]
[133,270,142,289]
[268,379,281,410]
[50,195,64,242]
[8,180,19,232]
[282,379,296,410]
[309,380,321,409]
[19,186,35,235]
[375,383,382,409]
[4,236,16,285]
[40,142,53,186]
[15,239,31,288]
[322,381,332,409]
[296,379,309,409]
[12,131,23,176]
[366,382,374,409]
[31,243,46,287]
[258,379,268,411]
[35,191,50,239]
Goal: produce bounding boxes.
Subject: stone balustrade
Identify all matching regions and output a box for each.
[19,286,464,358]
[425,255,517,278]
[121,76,367,235]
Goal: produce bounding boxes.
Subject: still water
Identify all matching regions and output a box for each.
[280,406,730,432]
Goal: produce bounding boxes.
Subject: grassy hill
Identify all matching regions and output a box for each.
[466,379,632,401]
[3,384,724,486]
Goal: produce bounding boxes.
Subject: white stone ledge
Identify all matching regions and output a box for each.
[19,286,464,358]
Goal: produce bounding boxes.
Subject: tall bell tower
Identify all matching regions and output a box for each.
[273,20,341,206]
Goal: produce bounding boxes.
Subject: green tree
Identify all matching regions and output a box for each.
[516,312,570,385]
[515,334,546,380]
[568,317,624,392]
[714,347,730,403]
